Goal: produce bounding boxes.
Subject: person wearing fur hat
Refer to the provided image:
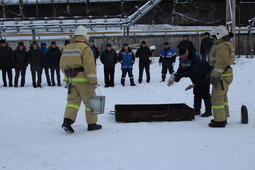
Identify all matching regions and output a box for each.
[60,26,102,133]
[27,41,43,88]
[172,48,212,118]
[200,32,213,61]
[12,42,28,87]
[0,39,14,87]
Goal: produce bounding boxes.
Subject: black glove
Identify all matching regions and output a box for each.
[174,73,182,82]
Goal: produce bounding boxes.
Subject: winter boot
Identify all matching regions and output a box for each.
[211,119,227,125]
[208,120,226,128]
[160,75,166,82]
[33,82,37,88]
[201,97,212,117]
[61,118,74,133]
[87,123,102,131]
[121,78,125,86]
[130,78,136,86]
[194,97,202,115]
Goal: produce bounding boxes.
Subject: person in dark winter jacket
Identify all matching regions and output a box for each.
[174,48,212,117]
[177,35,195,50]
[28,41,43,88]
[0,39,13,87]
[40,40,51,86]
[88,39,100,65]
[12,42,28,87]
[136,41,152,83]
[47,41,62,86]
[118,43,136,86]
[200,32,213,61]
[100,44,118,87]
[159,42,176,82]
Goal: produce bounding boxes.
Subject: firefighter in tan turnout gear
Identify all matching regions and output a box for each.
[60,26,102,133]
[209,25,235,128]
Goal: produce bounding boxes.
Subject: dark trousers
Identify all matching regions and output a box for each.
[139,63,150,82]
[43,66,51,85]
[193,79,211,112]
[121,69,133,79]
[2,69,13,86]
[161,63,174,76]
[50,67,61,86]
[14,68,26,86]
[31,69,42,86]
[104,67,115,86]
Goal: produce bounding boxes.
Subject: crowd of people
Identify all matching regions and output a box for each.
[0,25,234,130]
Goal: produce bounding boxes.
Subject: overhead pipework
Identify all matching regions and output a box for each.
[0,0,161,41]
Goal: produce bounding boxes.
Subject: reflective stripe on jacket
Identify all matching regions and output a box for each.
[60,35,97,84]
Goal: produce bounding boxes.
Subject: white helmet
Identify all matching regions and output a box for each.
[210,25,229,39]
[74,26,90,40]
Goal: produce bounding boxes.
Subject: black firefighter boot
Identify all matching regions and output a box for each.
[87,123,102,131]
[130,78,136,86]
[201,98,212,117]
[160,75,166,82]
[61,118,74,134]
[208,121,226,128]
[121,78,125,86]
[194,97,202,115]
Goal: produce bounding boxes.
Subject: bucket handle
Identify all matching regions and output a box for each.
[95,87,102,96]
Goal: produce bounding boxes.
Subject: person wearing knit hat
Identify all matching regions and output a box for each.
[0,39,13,87]
[100,43,118,87]
[47,41,62,86]
[159,42,176,82]
[118,43,136,86]
[136,40,152,83]
[12,42,28,87]
[40,40,51,86]
[171,48,212,118]
[177,34,195,51]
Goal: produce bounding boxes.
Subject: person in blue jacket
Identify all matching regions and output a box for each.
[118,43,136,86]
[159,42,176,82]
[40,41,51,86]
[174,48,212,117]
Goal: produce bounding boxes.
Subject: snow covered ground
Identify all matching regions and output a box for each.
[0,56,255,170]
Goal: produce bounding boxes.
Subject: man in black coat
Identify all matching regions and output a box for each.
[12,42,28,87]
[47,41,62,86]
[136,41,152,83]
[200,32,213,61]
[28,41,43,88]
[100,44,118,87]
[177,35,195,51]
[0,39,14,87]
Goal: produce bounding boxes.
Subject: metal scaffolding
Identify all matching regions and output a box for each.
[0,0,161,42]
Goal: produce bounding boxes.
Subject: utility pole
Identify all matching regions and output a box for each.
[226,0,236,53]
[1,0,6,18]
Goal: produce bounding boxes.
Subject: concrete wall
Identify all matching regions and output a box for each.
[6,33,255,56]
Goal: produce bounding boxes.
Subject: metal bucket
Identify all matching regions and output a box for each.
[88,96,106,115]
